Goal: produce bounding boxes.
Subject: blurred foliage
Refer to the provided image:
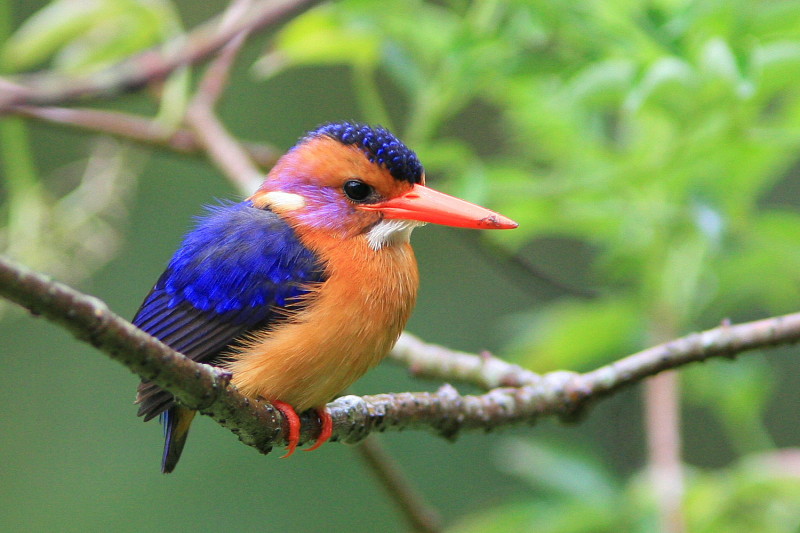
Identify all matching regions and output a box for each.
[0,0,183,306]
[3,0,800,531]
[262,5,800,528]
[448,440,800,533]
[1,0,181,73]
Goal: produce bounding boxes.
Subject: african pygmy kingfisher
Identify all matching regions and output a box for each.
[133,122,517,472]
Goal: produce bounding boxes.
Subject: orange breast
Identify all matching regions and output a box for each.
[224,234,418,411]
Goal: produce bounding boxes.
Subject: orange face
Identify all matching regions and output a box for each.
[250,137,415,237]
[249,135,516,241]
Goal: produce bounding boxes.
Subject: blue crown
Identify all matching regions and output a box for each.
[307,122,424,184]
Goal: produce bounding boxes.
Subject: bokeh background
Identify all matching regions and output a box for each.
[3,1,800,531]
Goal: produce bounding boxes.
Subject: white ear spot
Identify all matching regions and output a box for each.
[262,191,306,211]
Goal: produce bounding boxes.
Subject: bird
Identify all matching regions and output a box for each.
[132,121,517,473]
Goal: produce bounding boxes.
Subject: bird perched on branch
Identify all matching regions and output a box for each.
[133,121,517,473]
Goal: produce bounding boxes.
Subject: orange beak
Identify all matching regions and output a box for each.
[360,184,518,230]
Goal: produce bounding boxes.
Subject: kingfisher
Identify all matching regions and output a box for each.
[133,122,517,473]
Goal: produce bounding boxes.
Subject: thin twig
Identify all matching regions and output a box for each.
[356,437,443,533]
[456,230,599,299]
[645,317,686,533]
[186,86,263,192]
[0,0,323,110]
[185,7,263,193]
[195,0,254,107]
[10,105,281,168]
[646,372,686,533]
[3,255,800,454]
[193,31,248,108]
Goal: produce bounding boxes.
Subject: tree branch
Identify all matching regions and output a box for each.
[185,4,264,193]
[2,254,800,455]
[10,105,281,168]
[355,437,443,533]
[390,332,541,389]
[0,0,323,110]
[0,254,288,453]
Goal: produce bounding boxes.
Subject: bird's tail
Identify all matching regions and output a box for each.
[161,406,196,474]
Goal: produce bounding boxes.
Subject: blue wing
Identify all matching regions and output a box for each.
[134,201,325,421]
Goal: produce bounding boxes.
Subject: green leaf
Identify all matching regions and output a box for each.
[155,66,190,131]
[509,297,643,371]
[700,38,740,84]
[446,501,542,533]
[447,500,619,533]
[2,0,181,73]
[567,59,637,106]
[497,439,619,503]
[716,210,800,311]
[252,6,380,78]
[685,357,775,453]
[753,41,800,95]
[1,0,107,71]
[684,452,800,533]
[625,56,695,112]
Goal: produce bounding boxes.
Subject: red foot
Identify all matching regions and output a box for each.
[304,408,332,452]
[272,400,300,458]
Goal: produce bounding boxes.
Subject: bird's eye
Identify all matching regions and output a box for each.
[343,180,373,202]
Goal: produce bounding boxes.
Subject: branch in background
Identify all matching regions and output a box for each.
[195,0,254,107]
[455,222,599,300]
[390,332,541,389]
[10,105,281,168]
[3,254,800,454]
[0,0,324,110]
[185,4,264,193]
[356,437,443,533]
[646,372,686,533]
[186,75,264,192]
[645,315,687,533]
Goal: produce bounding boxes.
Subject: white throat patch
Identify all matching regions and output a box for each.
[366,219,426,250]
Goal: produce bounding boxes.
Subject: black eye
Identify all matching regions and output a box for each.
[343,180,373,202]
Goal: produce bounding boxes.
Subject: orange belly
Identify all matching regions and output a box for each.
[224,236,418,411]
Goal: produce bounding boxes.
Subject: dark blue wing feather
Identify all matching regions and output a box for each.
[134,201,325,421]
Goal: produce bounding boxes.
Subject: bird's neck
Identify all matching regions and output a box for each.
[297,226,419,282]
[226,227,419,409]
